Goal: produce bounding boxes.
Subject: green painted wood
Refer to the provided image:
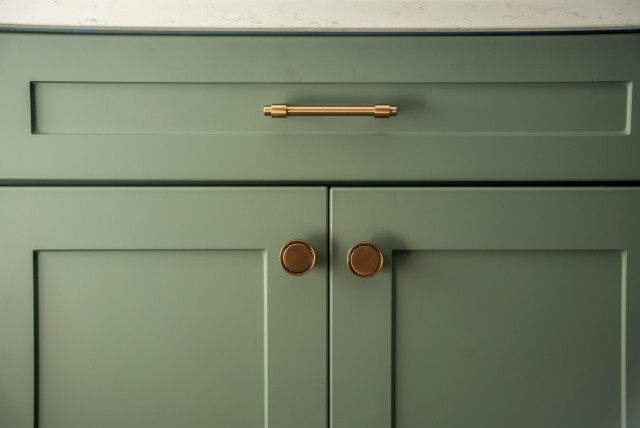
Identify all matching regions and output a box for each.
[330,188,640,428]
[1,33,639,181]
[32,82,627,135]
[0,187,327,428]
[394,250,620,427]
[38,250,265,427]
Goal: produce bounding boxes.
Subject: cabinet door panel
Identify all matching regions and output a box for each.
[331,188,639,428]
[38,250,265,428]
[395,250,620,428]
[0,187,327,428]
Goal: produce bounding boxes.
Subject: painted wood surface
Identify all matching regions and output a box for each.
[0,187,327,428]
[1,33,639,181]
[331,187,640,428]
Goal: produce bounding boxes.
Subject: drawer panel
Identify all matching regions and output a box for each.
[1,33,640,181]
[33,81,629,135]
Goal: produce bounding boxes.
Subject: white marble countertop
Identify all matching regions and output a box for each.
[0,0,639,31]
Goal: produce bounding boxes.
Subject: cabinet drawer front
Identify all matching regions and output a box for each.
[331,188,640,428]
[1,33,640,181]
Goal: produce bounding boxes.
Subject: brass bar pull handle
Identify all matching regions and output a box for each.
[263,104,398,118]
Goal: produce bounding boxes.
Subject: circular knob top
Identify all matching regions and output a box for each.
[347,242,383,278]
[280,240,316,276]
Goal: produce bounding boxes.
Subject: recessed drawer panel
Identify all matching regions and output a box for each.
[1,33,639,181]
[32,82,629,135]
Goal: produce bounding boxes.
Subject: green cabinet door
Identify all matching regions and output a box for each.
[331,188,640,428]
[0,187,327,428]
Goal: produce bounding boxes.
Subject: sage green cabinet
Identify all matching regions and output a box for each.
[1,30,640,428]
[1,186,639,427]
[331,188,640,428]
[0,187,327,428]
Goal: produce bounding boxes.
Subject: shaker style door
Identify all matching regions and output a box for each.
[331,188,640,428]
[0,187,327,428]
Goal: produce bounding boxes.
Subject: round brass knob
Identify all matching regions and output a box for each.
[280,240,316,276]
[347,242,383,278]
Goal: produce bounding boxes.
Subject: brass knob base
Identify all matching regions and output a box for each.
[347,242,383,278]
[280,240,316,276]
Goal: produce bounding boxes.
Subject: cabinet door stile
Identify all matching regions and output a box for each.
[331,187,640,428]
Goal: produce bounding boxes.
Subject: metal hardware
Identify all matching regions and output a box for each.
[264,104,398,118]
[280,239,316,276]
[347,242,383,278]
